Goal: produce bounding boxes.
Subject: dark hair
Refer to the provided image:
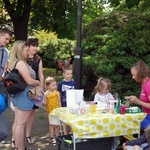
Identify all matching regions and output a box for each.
[0,27,13,36]
[27,38,38,47]
[131,60,150,83]
[27,38,40,61]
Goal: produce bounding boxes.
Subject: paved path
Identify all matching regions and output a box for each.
[0,104,58,150]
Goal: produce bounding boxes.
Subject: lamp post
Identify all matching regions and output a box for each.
[74,0,82,89]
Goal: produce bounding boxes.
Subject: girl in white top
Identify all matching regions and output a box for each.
[93,77,119,149]
[94,77,115,108]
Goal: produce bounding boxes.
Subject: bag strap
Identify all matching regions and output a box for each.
[1,48,4,65]
[0,48,4,70]
[7,61,19,72]
[13,61,19,69]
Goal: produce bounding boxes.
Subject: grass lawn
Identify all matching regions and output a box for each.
[43,68,63,82]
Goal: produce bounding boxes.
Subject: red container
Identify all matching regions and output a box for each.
[119,105,126,114]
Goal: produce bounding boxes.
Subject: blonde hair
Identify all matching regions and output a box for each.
[8,40,28,70]
[95,77,111,93]
[45,76,56,87]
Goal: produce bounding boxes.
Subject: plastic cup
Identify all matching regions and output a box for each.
[90,103,96,112]
[119,105,126,114]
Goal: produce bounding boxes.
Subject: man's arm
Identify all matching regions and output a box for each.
[2,61,8,78]
[0,49,8,81]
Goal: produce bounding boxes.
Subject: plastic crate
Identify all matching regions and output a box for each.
[56,134,113,150]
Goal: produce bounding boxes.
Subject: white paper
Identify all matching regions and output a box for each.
[66,89,84,108]
[96,102,107,110]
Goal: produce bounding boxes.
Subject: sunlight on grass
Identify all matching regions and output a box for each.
[43,68,56,77]
[43,68,63,82]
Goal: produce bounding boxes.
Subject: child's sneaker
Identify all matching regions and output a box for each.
[49,137,56,144]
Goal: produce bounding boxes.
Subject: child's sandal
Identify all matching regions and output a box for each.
[25,137,35,144]
[11,141,16,149]
[49,137,56,144]
[25,147,32,150]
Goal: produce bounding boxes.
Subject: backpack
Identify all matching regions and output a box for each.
[3,61,26,95]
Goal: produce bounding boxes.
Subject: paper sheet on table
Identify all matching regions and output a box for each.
[66,89,84,108]
[96,102,107,110]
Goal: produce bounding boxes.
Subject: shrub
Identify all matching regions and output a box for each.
[82,11,150,100]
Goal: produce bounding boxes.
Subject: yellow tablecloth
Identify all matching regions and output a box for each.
[50,107,146,139]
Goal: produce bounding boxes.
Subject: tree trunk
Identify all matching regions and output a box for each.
[3,0,31,40]
[12,16,29,40]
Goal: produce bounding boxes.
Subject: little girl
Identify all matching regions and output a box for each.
[90,77,119,150]
[92,77,115,107]
[43,76,61,144]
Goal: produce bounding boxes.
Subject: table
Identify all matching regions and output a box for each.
[50,107,146,139]
[51,107,146,150]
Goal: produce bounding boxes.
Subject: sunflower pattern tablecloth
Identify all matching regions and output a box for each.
[50,107,146,139]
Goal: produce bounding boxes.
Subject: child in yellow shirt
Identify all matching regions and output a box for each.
[43,76,61,144]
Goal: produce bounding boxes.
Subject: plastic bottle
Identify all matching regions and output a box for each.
[106,100,110,113]
[116,97,121,113]
[109,101,115,114]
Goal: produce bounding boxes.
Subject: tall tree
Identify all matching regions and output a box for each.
[30,0,77,39]
[1,0,149,40]
[3,0,32,40]
[30,0,104,39]
[1,0,106,40]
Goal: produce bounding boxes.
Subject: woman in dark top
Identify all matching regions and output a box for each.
[25,38,44,144]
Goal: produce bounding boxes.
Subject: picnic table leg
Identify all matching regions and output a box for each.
[73,136,76,150]
[59,120,63,135]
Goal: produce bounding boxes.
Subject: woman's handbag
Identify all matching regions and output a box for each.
[0,113,10,142]
[28,86,44,106]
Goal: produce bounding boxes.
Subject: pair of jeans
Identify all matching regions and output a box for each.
[141,114,150,130]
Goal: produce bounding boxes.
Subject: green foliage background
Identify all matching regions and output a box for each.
[82,10,150,99]
[39,38,76,68]
[0,0,150,101]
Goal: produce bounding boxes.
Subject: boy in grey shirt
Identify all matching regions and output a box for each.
[0,27,12,93]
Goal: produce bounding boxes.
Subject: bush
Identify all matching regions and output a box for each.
[39,38,76,68]
[34,30,76,68]
[82,11,150,99]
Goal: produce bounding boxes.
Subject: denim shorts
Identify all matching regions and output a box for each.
[12,86,34,110]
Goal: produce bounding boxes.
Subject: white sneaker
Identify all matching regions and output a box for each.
[0,141,6,144]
